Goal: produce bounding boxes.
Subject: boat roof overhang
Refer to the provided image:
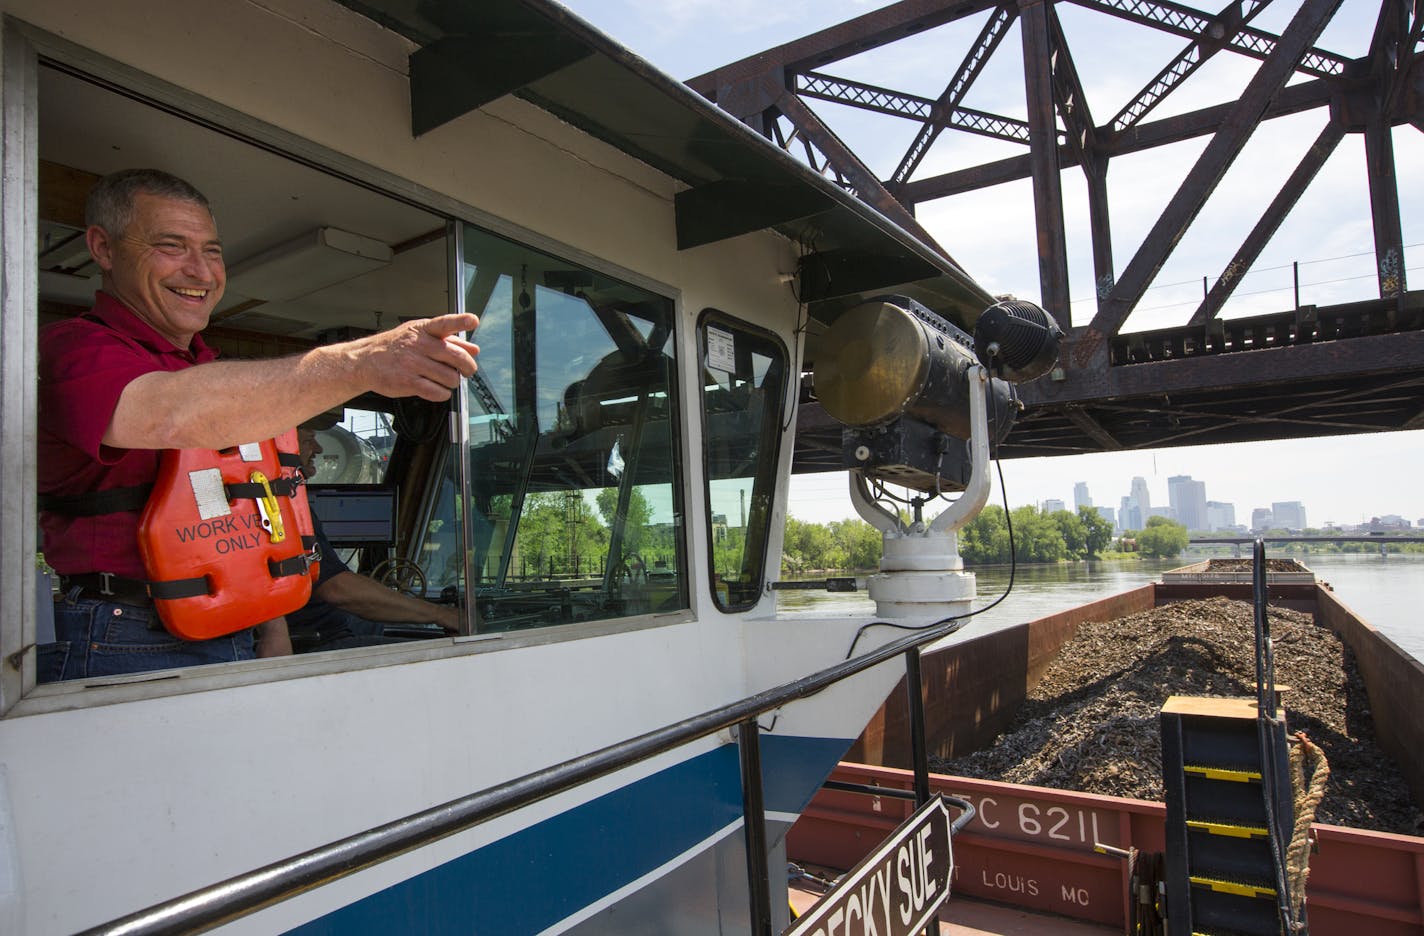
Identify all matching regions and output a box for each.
[331,0,995,333]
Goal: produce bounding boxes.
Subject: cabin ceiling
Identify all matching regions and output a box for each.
[37,66,447,344]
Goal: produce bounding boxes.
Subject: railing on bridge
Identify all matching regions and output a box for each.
[1189,534,1424,557]
[1110,296,1424,366]
[1189,535,1424,544]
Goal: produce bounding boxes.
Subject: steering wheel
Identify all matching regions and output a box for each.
[616,552,647,583]
[371,557,428,598]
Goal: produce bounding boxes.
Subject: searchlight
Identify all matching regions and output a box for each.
[811,295,1061,622]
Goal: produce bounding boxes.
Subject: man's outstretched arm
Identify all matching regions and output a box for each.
[105,314,479,451]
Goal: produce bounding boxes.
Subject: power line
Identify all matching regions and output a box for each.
[1121,264,1422,316]
[1069,242,1423,306]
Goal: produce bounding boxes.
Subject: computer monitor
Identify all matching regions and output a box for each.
[306,484,398,547]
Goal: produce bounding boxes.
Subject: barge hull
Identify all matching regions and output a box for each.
[791,763,1424,934]
[812,573,1424,933]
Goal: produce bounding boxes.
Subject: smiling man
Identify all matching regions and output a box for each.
[37,168,480,683]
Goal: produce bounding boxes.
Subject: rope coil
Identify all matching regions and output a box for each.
[1286,731,1331,924]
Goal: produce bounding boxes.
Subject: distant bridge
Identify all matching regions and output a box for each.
[1190,535,1424,555]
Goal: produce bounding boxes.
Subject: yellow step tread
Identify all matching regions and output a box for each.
[1186,819,1269,839]
[1188,875,1277,899]
[1183,764,1262,782]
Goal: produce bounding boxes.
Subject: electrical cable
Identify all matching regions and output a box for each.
[870,478,916,506]
[781,234,816,433]
[782,294,808,434]
[841,452,1017,660]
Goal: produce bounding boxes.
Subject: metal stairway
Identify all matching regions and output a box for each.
[1159,541,1304,935]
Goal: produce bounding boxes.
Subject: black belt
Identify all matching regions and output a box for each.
[60,573,154,604]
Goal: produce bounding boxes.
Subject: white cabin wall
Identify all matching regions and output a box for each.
[0,626,742,933]
[671,231,804,631]
[4,0,807,623]
[0,3,824,930]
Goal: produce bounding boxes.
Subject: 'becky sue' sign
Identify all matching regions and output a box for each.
[786,795,953,936]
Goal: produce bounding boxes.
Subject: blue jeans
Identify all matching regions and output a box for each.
[38,589,256,683]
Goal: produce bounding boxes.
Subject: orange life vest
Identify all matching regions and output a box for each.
[136,430,320,640]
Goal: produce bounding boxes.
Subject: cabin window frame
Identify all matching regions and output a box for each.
[454,220,690,633]
[2,18,696,716]
[696,309,790,613]
[0,21,41,715]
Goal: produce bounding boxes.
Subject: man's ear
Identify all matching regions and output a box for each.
[85,224,115,272]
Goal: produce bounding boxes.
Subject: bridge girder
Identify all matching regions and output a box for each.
[687,0,1424,463]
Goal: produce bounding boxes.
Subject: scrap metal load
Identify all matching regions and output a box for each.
[936,597,1423,836]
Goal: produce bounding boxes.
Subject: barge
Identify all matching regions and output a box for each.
[790,561,1424,933]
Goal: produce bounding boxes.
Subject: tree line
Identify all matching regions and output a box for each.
[448,491,1421,584]
[782,507,1191,573]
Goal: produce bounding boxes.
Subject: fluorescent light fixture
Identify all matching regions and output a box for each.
[226,227,392,302]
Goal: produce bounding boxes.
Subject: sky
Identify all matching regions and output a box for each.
[559,0,1424,528]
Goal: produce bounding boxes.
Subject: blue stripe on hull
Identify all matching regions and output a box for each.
[287,735,849,935]
[559,818,787,936]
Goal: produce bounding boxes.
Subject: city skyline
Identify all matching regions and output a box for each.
[786,429,1424,529]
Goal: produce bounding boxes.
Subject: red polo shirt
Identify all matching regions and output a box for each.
[39,292,217,578]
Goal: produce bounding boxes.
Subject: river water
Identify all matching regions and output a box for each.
[775,553,1424,663]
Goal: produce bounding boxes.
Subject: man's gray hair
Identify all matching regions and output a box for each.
[85,168,213,236]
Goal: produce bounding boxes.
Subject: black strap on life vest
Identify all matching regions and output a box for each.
[39,484,154,516]
[152,536,320,600]
[147,576,211,600]
[268,535,321,579]
[225,475,304,500]
[268,555,311,578]
[42,467,304,516]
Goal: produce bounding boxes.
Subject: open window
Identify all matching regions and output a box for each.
[459,223,688,632]
[20,45,695,696]
[30,65,466,682]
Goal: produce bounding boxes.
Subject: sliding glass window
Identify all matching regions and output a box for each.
[460,224,686,632]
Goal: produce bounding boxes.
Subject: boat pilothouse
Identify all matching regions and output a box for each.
[0,2,1054,933]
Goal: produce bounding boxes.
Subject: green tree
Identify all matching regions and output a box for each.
[596,486,652,556]
[1077,506,1114,557]
[782,517,839,572]
[960,505,1009,564]
[714,526,748,578]
[1010,506,1066,563]
[516,491,607,576]
[1138,516,1189,558]
[780,517,813,572]
[1050,509,1087,557]
[832,519,882,571]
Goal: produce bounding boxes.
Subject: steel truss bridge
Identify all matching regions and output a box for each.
[1191,534,1424,553]
[1191,534,1424,542]
[687,0,1424,462]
